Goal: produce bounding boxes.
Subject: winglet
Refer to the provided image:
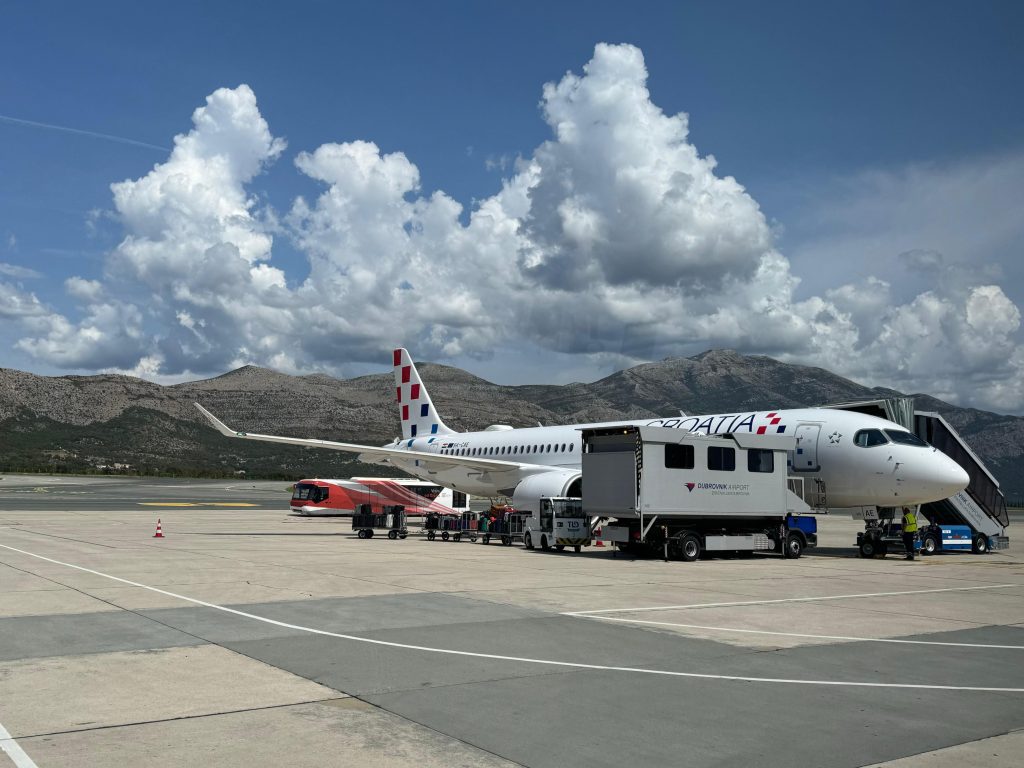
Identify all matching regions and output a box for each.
[194,403,246,437]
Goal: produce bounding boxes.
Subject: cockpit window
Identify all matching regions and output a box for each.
[884,429,928,447]
[854,429,889,447]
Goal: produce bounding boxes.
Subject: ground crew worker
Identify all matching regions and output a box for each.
[901,506,918,560]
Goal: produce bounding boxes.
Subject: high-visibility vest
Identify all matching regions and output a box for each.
[902,511,918,533]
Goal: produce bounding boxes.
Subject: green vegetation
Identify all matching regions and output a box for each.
[0,407,393,481]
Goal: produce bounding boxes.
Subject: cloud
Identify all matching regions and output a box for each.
[16,300,147,369]
[0,281,47,319]
[0,262,41,279]
[9,46,1024,413]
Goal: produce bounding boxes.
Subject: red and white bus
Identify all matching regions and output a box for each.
[290,477,470,517]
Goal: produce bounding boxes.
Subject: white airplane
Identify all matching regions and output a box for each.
[195,348,969,513]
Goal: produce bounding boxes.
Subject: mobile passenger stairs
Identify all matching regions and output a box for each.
[825,398,1009,555]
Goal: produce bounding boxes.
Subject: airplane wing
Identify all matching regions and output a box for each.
[194,403,537,475]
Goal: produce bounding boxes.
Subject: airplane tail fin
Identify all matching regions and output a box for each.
[393,349,456,440]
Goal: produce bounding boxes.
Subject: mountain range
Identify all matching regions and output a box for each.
[1,350,1021,500]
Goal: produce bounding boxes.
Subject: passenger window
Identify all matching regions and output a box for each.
[665,443,694,469]
[854,429,888,447]
[747,449,774,473]
[708,446,736,471]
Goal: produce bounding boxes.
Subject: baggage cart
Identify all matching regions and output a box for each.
[423,511,479,542]
[480,511,529,546]
[352,504,408,539]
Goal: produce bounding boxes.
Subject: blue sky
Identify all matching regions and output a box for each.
[2,1,1023,413]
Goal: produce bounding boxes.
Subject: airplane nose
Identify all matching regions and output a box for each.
[924,452,970,500]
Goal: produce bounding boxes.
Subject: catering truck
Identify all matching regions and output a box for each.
[581,425,816,561]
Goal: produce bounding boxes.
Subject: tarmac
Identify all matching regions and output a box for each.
[1,474,1023,768]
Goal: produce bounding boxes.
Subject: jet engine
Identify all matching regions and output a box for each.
[508,469,582,514]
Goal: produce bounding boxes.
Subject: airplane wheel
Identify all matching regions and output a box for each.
[525,532,534,550]
[388,530,398,540]
[442,531,450,541]
[972,535,989,554]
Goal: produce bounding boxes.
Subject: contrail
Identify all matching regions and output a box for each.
[0,114,170,152]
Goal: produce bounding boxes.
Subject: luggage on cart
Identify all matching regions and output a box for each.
[353,504,408,540]
[481,510,528,546]
[424,511,479,541]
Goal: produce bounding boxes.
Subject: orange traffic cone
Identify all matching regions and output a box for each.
[153,519,164,538]
[594,527,604,547]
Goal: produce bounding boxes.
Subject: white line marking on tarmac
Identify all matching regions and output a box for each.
[563,584,1020,615]
[578,615,1024,649]
[0,721,39,768]
[2,543,1023,694]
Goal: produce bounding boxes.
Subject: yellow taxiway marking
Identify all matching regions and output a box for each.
[137,502,258,507]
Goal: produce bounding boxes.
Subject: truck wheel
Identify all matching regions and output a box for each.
[388,530,398,540]
[859,539,876,558]
[921,535,938,555]
[441,531,450,541]
[399,532,408,539]
[972,535,989,554]
[502,535,511,546]
[541,535,551,551]
[357,529,366,539]
[454,533,462,542]
[525,532,534,550]
[574,545,582,553]
[783,533,804,559]
[555,544,565,552]
[679,534,701,562]
[427,530,435,541]
[366,529,374,539]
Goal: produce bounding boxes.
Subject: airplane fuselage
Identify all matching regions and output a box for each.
[385,408,969,507]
